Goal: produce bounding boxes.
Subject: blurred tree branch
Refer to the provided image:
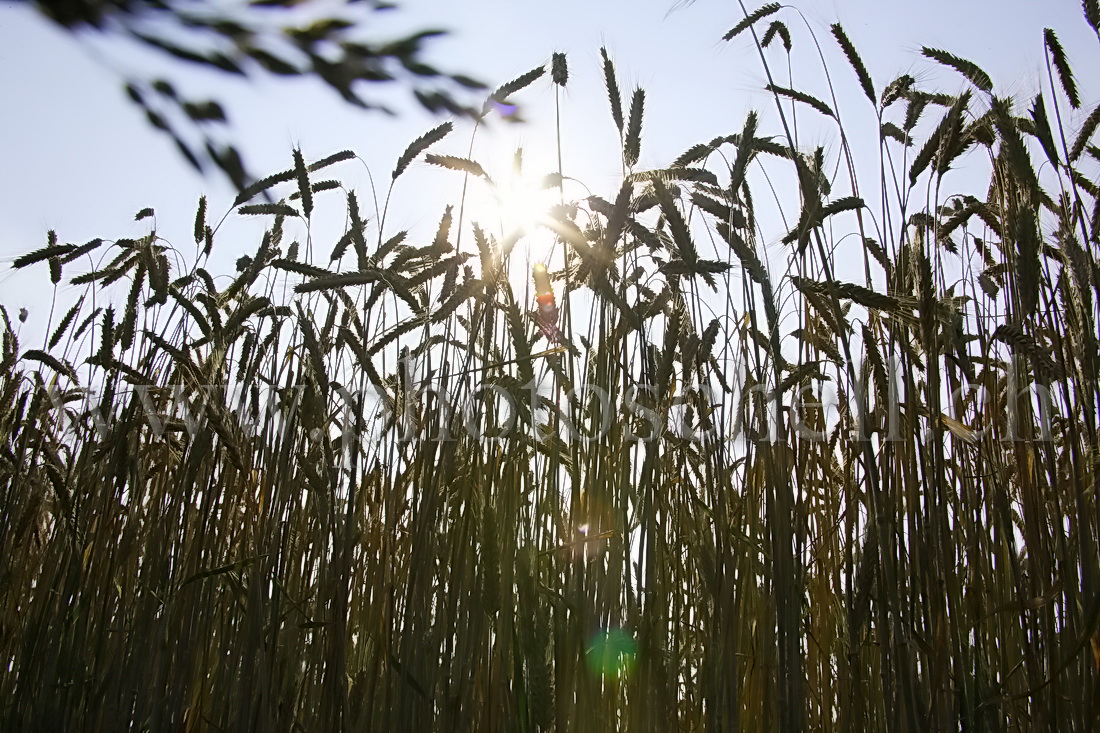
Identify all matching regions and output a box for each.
[26,0,485,190]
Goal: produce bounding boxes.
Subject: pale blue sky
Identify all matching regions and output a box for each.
[0,0,1095,321]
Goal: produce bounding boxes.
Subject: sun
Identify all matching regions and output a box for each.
[468,146,560,262]
[493,173,557,238]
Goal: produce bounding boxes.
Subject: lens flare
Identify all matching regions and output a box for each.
[532,263,563,344]
[585,628,638,678]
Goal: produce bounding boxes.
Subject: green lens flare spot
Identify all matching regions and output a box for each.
[585,629,637,678]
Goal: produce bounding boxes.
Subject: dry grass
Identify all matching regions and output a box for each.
[1,4,1099,731]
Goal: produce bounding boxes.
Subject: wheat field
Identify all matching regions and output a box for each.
[1,3,1099,731]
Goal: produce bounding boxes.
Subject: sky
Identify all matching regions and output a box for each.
[0,0,1096,329]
